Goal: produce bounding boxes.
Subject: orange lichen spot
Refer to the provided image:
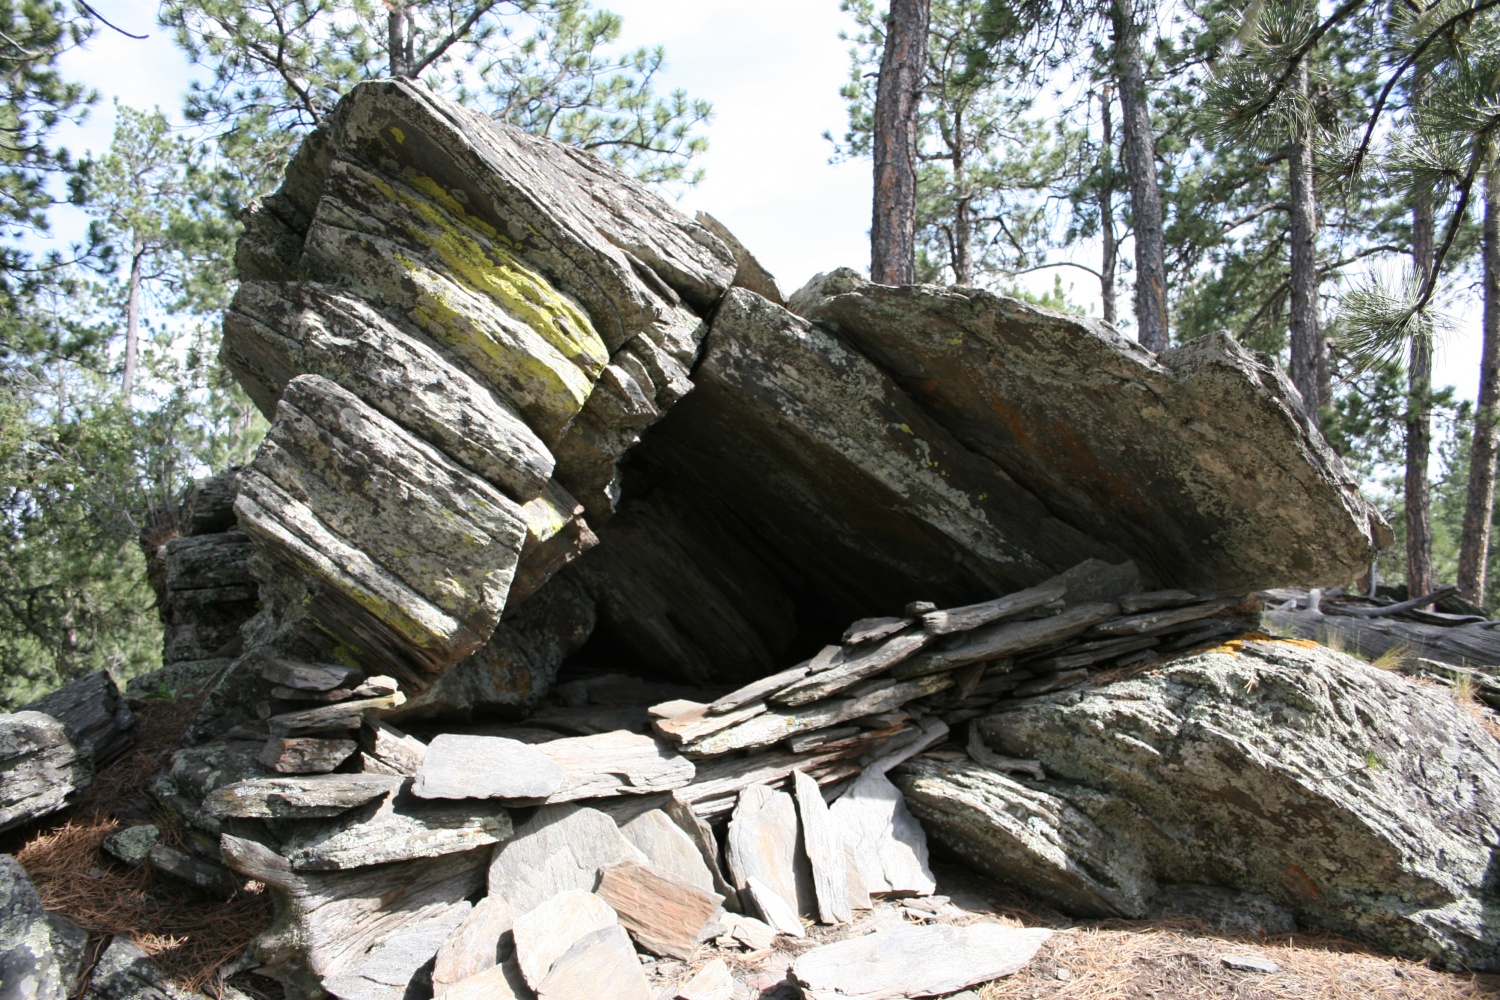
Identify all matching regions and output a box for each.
[1201,632,1321,657]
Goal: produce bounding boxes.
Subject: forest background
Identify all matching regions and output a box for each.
[2,0,1494,707]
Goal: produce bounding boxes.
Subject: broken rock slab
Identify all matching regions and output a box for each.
[20,669,137,767]
[0,712,89,834]
[596,858,723,960]
[828,766,935,898]
[413,734,565,800]
[512,889,618,990]
[487,804,647,915]
[432,894,514,994]
[725,784,814,921]
[897,638,1500,971]
[789,922,1052,1000]
[278,780,514,870]
[792,269,1389,591]
[221,835,488,998]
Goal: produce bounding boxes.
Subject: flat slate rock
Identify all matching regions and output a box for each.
[596,858,723,959]
[828,767,935,897]
[724,784,814,920]
[102,825,160,867]
[535,923,652,1000]
[675,957,735,1000]
[793,769,852,924]
[512,889,618,990]
[0,712,89,834]
[436,959,530,1000]
[147,844,238,898]
[487,804,647,915]
[322,898,473,1000]
[790,923,1052,1000]
[432,894,515,993]
[203,774,403,819]
[260,736,357,774]
[413,734,565,800]
[279,781,514,870]
[532,730,695,802]
[744,876,803,938]
[618,808,718,896]
[21,669,137,767]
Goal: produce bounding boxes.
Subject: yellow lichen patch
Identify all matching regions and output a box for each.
[1200,632,1323,657]
[522,493,573,541]
[395,171,608,377]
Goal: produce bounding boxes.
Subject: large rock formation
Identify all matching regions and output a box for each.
[217,77,1385,708]
[895,638,1500,970]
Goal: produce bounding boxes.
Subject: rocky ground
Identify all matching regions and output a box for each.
[5,650,1499,1000]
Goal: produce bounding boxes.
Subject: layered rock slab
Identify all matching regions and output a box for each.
[792,270,1389,591]
[895,639,1500,970]
[224,76,736,691]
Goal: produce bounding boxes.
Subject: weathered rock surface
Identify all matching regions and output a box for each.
[896,639,1500,970]
[0,712,89,834]
[149,739,269,832]
[204,774,403,820]
[413,734,565,800]
[151,530,257,664]
[487,804,647,914]
[222,835,488,998]
[1,855,83,1000]
[792,270,1388,591]
[617,808,718,896]
[82,937,194,1000]
[789,923,1052,1000]
[21,669,137,767]
[225,76,734,692]
[278,780,513,869]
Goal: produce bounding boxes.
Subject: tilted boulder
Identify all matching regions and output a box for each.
[895,639,1500,970]
[221,77,736,686]
[791,269,1390,592]
[0,713,90,834]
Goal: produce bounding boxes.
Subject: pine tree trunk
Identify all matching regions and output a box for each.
[871,0,930,285]
[951,108,971,284]
[1287,63,1326,415]
[123,245,142,400]
[388,2,410,77]
[1407,89,1437,599]
[1458,166,1500,605]
[1110,0,1167,352]
[1100,86,1118,326]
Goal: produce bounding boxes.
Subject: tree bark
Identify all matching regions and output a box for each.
[1099,85,1118,326]
[1287,63,1326,415]
[123,243,142,400]
[387,2,413,78]
[1110,0,1167,352]
[1407,82,1437,599]
[951,109,971,285]
[871,0,930,285]
[1458,164,1500,605]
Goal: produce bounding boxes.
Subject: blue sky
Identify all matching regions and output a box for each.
[49,0,1484,402]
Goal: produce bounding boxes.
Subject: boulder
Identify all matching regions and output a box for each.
[20,669,136,767]
[1,855,85,1000]
[0,712,89,834]
[895,638,1500,971]
[224,76,735,690]
[791,270,1389,591]
[81,937,194,1000]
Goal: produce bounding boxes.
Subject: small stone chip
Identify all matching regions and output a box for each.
[1221,954,1280,974]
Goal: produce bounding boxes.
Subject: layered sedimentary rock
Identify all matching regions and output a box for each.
[217,75,1386,710]
[895,639,1500,970]
[222,78,736,688]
